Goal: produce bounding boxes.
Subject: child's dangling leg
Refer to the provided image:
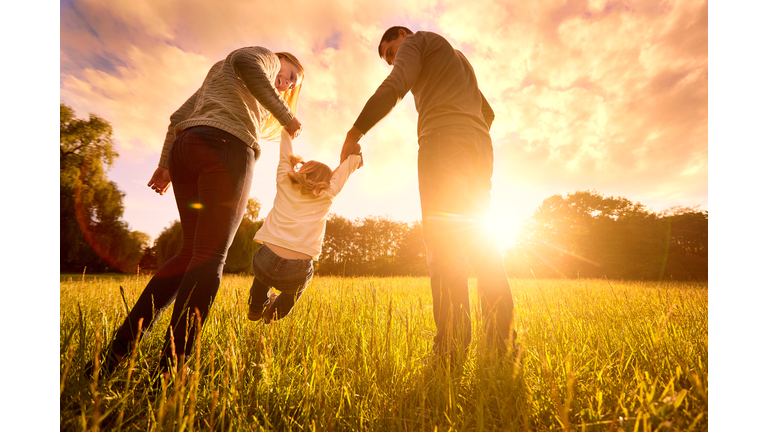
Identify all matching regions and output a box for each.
[247,276,271,321]
[248,248,273,321]
[263,261,314,323]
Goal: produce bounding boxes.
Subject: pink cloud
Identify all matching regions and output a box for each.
[60,0,707,246]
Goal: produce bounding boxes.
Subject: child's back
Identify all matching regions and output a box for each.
[247,129,361,322]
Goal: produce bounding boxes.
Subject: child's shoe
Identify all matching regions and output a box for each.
[262,293,279,324]
[248,296,268,321]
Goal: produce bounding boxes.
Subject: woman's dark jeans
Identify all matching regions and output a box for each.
[248,244,314,320]
[418,126,514,356]
[110,126,256,369]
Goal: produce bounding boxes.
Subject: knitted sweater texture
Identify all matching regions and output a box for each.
[158,46,294,168]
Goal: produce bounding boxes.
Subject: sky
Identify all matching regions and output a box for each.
[4,2,761,427]
[58,0,708,249]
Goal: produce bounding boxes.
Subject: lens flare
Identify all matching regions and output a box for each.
[73,158,133,272]
[190,203,203,209]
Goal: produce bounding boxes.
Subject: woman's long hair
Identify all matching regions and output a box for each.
[286,155,333,196]
[261,52,304,142]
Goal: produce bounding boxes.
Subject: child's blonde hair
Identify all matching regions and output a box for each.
[287,155,333,196]
[261,52,305,142]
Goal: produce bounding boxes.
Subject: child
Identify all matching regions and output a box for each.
[248,129,362,323]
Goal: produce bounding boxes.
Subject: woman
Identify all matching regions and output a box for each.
[88,46,305,378]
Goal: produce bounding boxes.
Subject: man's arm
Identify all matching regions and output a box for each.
[341,36,423,164]
[340,126,365,167]
[480,92,495,131]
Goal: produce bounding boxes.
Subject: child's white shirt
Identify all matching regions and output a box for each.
[253,130,361,259]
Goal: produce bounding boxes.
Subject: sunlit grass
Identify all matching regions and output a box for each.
[60,275,707,431]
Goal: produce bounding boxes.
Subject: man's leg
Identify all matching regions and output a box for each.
[418,130,475,356]
[462,133,515,350]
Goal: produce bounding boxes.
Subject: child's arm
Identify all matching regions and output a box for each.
[329,144,362,196]
[275,129,295,180]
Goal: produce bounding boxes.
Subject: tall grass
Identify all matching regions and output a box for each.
[60,275,707,431]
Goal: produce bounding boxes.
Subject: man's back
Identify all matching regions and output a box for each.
[400,31,491,136]
[353,31,493,138]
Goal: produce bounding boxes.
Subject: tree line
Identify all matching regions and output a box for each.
[61,104,707,280]
[60,103,148,273]
[505,191,707,281]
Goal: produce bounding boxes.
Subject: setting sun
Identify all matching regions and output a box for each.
[485,201,526,249]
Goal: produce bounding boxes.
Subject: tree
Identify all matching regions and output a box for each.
[317,214,427,276]
[317,213,356,275]
[395,220,430,276]
[245,198,261,223]
[224,198,263,273]
[60,103,148,273]
[515,190,663,279]
[152,198,263,274]
[659,207,708,280]
[510,190,707,280]
[154,220,183,268]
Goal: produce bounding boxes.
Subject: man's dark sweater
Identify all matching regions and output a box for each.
[353,31,494,139]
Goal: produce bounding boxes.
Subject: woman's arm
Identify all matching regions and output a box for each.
[230,48,294,127]
[158,88,200,169]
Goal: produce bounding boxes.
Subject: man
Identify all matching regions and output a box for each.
[340,27,515,359]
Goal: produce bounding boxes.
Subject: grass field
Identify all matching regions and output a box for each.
[60,274,708,431]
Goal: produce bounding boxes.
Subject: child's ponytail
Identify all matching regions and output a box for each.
[287,154,333,196]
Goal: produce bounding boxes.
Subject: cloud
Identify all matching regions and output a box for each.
[60,43,210,155]
[428,0,707,200]
[60,0,707,244]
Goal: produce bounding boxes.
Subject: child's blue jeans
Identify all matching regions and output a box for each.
[249,244,314,320]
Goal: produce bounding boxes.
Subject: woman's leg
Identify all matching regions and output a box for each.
[160,127,255,369]
[109,255,190,359]
[104,130,198,365]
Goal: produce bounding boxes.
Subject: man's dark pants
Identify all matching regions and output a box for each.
[109,126,255,369]
[418,125,514,356]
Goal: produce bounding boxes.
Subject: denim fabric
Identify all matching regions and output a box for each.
[110,126,256,367]
[248,244,314,321]
[417,125,514,355]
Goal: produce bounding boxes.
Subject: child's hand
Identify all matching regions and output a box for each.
[285,116,302,139]
[350,143,363,168]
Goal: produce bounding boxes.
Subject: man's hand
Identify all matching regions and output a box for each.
[285,116,302,139]
[340,126,364,166]
[147,167,171,195]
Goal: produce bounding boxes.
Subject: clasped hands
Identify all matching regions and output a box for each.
[340,126,364,169]
[148,123,362,196]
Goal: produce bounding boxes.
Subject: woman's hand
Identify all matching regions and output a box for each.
[285,116,302,139]
[147,167,171,195]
